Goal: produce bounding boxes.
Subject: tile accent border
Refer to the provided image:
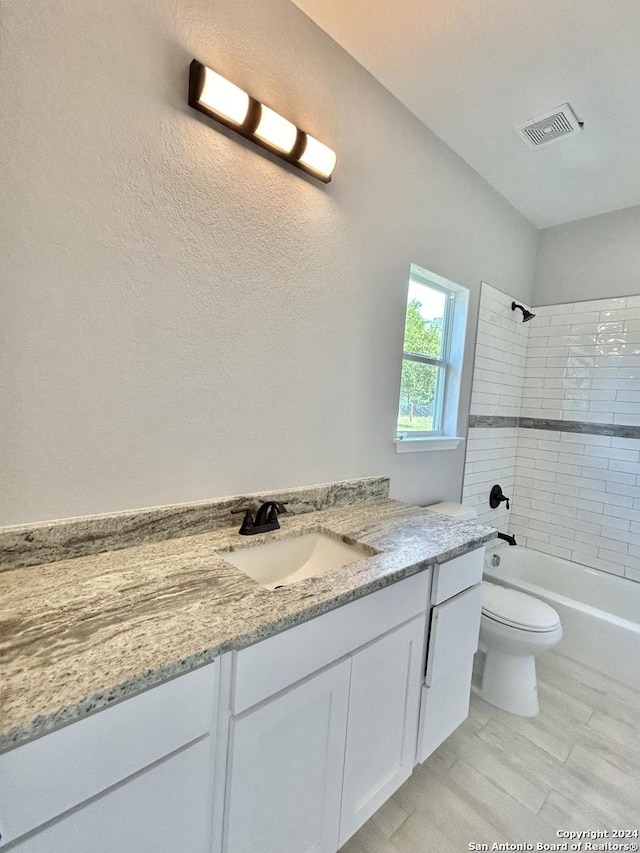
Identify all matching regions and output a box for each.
[468,415,520,429]
[469,414,640,439]
[0,476,390,571]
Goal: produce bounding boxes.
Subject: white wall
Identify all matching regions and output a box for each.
[535,204,640,306]
[0,0,537,525]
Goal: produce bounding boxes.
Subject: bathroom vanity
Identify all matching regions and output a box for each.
[0,485,492,852]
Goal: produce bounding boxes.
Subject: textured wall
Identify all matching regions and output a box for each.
[535,204,640,306]
[0,0,537,524]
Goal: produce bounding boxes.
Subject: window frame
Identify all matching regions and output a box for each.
[397,269,458,440]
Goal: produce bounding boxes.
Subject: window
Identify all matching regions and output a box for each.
[396,265,468,448]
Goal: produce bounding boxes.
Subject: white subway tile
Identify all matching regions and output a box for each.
[560,432,611,447]
[606,480,639,497]
[578,510,630,530]
[609,459,640,475]
[587,445,639,462]
[579,297,628,312]
[614,414,640,425]
[582,557,625,577]
[602,504,639,522]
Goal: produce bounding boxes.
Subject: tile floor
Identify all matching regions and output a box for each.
[343,652,640,852]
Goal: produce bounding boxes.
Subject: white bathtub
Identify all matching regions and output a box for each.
[483,544,640,690]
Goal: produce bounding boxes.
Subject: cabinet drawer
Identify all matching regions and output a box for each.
[0,662,217,845]
[7,738,214,853]
[232,571,430,714]
[425,584,482,687]
[431,547,484,605]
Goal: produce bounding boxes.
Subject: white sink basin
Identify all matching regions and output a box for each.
[223,532,372,590]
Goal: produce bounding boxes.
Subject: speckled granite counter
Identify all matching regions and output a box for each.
[0,498,495,752]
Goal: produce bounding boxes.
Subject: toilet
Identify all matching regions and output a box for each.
[426,502,563,717]
[477,581,562,716]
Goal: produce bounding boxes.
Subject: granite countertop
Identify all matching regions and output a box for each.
[0,498,495,753]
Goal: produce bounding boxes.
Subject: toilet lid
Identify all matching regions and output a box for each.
[482,581,561,632]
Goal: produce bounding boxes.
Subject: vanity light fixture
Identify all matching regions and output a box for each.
[188,59,336,183]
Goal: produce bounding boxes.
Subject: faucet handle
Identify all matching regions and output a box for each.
[266,501,288,522]
[231,506,255,535]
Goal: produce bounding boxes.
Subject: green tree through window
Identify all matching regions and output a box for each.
[397,277,451,435]
[400,300,443,426]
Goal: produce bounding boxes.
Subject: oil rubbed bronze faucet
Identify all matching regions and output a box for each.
[231,500,288,535]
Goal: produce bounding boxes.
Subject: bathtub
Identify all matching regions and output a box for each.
[483,544,640,691]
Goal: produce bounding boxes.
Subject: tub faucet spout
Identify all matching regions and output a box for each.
[497,531,517,546]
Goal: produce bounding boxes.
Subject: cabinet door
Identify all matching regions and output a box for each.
[339,616,426,846]
[223,659,351,853]
[10,738,214,853]
[425,583,483,687]
[417,583,483,763]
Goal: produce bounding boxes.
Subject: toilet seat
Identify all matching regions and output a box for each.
[482,582,561,633]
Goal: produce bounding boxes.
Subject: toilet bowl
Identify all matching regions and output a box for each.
[424,503,562,717]
[476,581,562,716]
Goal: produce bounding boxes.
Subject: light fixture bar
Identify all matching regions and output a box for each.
[188,60,336,183]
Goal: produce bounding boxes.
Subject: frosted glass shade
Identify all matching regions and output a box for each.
[298,135,337,180]
[198,67,250,126]
[254,106,298,154]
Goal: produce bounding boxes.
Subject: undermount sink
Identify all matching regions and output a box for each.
[222,532,374,590]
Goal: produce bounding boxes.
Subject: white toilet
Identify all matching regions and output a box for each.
[478,581,562,716]
[427,502,563,717]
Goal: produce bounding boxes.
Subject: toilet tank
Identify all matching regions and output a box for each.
[425,502,478,521]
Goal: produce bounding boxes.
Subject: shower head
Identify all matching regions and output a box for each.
[511,301,536,323]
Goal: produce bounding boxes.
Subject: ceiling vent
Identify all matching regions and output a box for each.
[514,103,583,149]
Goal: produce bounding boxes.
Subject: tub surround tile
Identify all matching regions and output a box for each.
[0,498,495,752]
[519,418,640,439]
[0,476,389,571]
[468,415,520,429]
[465,289,640,584]
[469,414,640,439]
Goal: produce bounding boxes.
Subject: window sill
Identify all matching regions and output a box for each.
[393,436,465,454]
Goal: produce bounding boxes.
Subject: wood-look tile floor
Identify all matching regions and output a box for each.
[342,652,640,853]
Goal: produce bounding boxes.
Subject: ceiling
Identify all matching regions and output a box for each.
[292,0,640,228]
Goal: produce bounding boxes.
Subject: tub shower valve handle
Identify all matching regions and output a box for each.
[489,484,510,510]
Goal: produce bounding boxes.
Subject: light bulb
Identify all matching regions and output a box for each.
[254,105,298,154]
[298,134,336,179]
[198,67,250,126]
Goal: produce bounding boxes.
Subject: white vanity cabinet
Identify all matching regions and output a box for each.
[339,614,425,846]
[416,548,485,762]
[223,571,431,853]
[0,662,219,852]
[0,544,486,853]
[224,659,351,853]
[8,739,214,853]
